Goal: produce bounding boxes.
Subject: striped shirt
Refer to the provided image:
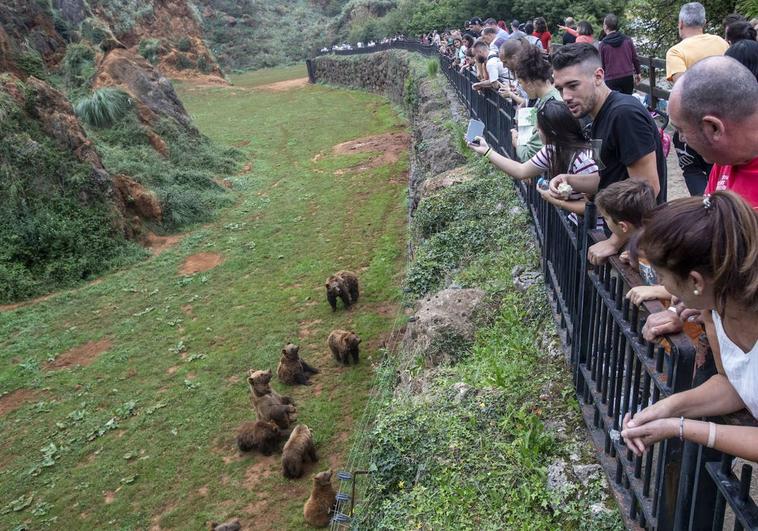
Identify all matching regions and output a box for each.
[530,146,598,175]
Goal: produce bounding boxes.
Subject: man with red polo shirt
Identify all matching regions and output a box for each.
[668,55,758,208]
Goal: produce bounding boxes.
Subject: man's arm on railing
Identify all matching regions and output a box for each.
[626,151,661,197]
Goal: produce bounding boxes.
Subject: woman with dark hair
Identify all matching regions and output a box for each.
[532,17,552,52]
[507,45,561,160]
[622,191,758,462]
[559,20,595,44]
[725,39,758,81]
[725,21,757,44]
[467,100,597,214]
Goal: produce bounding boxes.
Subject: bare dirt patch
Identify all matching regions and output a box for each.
[243,454,278,490]
[298,319,323,340]
[331,132,410,171]
[255,77,309,92]
[145,232,184,256]
[0,388,38,417]
[46,338,113,370]
[179,252,224,275]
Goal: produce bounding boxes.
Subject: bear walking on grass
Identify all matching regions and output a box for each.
[282,424,317,479]
[247,369,296,429]
[236,420,289,455]
[325,271,359,311]
[209,519,240,531]
[277,343,319,385]
[327,330,361,365]
[303,469,337,527]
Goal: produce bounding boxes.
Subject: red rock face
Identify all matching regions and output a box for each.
[0,0,67,71]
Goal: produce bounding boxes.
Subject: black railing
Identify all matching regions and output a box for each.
[310,42,758,531]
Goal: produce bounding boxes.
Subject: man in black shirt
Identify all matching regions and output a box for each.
[547,43,666,264]
[562,17,578,44]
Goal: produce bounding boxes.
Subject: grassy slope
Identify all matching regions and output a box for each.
[0,66,408,529]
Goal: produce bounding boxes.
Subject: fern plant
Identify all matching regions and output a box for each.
[74,88,132,128]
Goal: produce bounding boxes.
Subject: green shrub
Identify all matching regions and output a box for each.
[138,38,162,64]
[81,18,110,46]
[15,49,46,79]
[74,88,132,128]
[197,55,211,74]
[62,43,96,88]
[177,36,193,52]
[176,53,194,70]
[427,59,439,77]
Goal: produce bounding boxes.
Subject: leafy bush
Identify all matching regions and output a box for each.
[15,49,46,79]
[177,36,193,52]
[197,55,211,74]
[138,38,162,64]
[176,53,195,70]
[62,43,96,89]
[74,88,132,128]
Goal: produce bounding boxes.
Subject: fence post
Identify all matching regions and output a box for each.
[648,57,657,110]
[306,58,315,84]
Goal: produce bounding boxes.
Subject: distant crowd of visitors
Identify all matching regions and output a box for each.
[419,7,758,462]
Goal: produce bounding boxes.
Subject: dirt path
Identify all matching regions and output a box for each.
[255,77,309,92]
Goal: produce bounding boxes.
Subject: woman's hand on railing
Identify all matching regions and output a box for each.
[466,136,490,156]
[641,309,684,341]
[621,412,678,456]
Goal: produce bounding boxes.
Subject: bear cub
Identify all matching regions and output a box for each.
[303,469,337,528]
[277,343,319,385]
[247,369,296,429]
[325,271,359,311]
[236,420,287,455]
[327,330,361,365]
[282,424,317,479]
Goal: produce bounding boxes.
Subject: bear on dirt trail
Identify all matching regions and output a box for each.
[247,369,296,429]
[236,420,288,455]
[282,424,317,479]
[325,271,359,311]
[303,469,337,527]
[327,330,361,365]
[277,343,319,385]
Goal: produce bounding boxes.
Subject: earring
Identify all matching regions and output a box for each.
[693,289,701,296]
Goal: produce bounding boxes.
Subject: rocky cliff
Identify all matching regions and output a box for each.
[0,0,236,304]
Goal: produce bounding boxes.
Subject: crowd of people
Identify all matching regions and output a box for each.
[427,6,758,462]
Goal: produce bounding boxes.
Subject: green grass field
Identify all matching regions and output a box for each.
[0,66,408,529]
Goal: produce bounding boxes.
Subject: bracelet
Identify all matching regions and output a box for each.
[483,147,491,158]
[679,416,685,441]
[707,421,717,448]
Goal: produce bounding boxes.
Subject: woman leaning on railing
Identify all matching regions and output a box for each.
[621,191,758,461]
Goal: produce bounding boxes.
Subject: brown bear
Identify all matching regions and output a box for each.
[209,519,240,531]
[327,330,361,365]
[325,271,359,311]
[247,369,296,429]
[282,424,317,479]
[303,469,337,527]
[277,343,320,386]
[236,420,288,455]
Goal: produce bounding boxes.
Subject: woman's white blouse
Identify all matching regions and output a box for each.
[712,311,758,418]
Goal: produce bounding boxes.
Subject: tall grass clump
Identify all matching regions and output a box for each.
[74,88,132,128]
[427,58,439,77]
[138,38,162,64]
[62,43,97,89]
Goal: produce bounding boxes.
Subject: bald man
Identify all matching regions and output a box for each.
[644,56,758,341]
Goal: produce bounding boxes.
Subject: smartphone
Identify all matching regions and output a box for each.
[465,119,485,143]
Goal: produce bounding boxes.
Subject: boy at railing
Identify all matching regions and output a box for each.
[593,181,673,305]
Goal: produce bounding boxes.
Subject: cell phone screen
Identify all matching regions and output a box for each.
[465,119,485,143]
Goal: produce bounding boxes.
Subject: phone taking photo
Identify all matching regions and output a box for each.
[465,119,485,143]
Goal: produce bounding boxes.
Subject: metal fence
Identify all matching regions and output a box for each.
[310,41,758,531]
